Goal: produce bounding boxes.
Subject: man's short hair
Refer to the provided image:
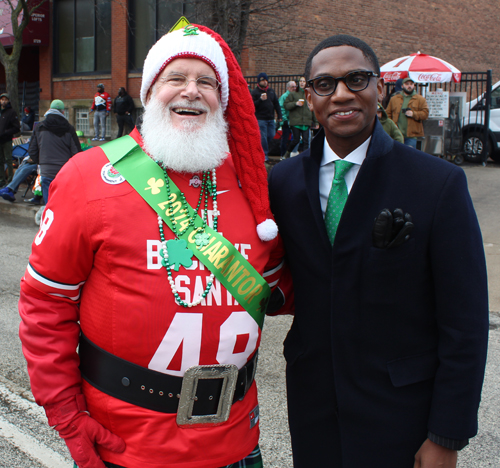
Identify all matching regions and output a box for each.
[286,81,296,89]
[304,34,380,80]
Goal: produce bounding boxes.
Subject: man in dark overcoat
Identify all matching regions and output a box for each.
[268,35,489,468]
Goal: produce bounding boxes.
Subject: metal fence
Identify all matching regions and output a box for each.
[244,71,496,163]
[384,71,493,163]
[245,74,305,98]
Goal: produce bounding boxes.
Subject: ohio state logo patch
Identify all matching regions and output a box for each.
[101,162,125,185]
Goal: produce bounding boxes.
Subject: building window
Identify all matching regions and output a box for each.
[128,0,195,72]
[75,108,91,136]
[75,108,111,138]
[54,0,111,75]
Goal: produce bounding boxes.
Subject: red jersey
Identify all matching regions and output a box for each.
[19,129,283,468]
[91,91,112,111]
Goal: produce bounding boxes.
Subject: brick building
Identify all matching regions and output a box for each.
[4,0,500,137]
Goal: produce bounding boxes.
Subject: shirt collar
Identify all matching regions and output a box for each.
[321,136,371,167]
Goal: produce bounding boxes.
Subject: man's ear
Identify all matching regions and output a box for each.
[376,78,384,103]
[305,88,314,111]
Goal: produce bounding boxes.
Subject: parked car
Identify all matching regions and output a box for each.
[462,80,500,163]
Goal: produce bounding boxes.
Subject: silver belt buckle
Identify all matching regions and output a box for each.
[176,364,238,427]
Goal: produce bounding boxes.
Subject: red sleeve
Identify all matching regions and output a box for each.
[262,234,294,315]
[18,158,94,407]
[19,281,82,406]
[91,93,96,110]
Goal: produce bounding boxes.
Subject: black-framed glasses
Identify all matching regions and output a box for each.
[307,70,379,96]
[159,73,221,92]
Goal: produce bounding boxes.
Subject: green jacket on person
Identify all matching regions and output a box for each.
[378,104,404,143]
[284,88,317,128]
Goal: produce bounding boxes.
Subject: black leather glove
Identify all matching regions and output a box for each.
[372,208,414,249]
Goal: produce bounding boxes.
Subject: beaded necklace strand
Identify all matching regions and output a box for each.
[155,161,218,308]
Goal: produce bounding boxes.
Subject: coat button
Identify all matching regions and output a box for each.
[121,377,130,387]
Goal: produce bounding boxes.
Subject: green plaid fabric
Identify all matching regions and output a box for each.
[223,445,263,468]
[75,445,263,468]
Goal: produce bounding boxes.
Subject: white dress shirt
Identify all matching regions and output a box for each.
[319,136,371,216]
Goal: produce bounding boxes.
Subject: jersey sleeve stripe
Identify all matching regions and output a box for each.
[263,260,284,289]
[25,263,85,302]
[263,260,284,278]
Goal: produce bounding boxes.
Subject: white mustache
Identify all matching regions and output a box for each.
[167,100,210,113]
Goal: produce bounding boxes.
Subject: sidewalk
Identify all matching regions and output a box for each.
[0,183,41,221]
[0,139,111,221]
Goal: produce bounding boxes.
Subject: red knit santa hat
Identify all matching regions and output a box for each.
[140,24,278,242]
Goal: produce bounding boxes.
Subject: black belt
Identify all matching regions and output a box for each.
[79,334,257,416]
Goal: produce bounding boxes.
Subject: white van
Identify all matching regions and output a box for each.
[462,80,500,163]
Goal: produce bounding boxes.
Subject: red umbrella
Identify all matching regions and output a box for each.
[380,52,461,83]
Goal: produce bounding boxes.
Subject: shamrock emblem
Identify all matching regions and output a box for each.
[257,296,269,314]
[183,25,199,36]
[194,231,211,248]
[145,177,164,195]
[166,239,193,271]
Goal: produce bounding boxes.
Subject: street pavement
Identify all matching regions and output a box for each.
[1,160,499,467]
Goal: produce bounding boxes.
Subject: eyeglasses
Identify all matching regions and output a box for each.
[307,70,379,96]
[159,73,221,92]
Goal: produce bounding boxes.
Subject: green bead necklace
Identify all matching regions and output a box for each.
[155,161,219,308]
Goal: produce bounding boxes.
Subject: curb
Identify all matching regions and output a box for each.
[0,198,40,220]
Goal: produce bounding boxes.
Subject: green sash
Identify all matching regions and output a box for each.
[100,135,269,329]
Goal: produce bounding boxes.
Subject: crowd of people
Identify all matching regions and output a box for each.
[250,71,429,165]
[0,83,136,206]
[0,19,488,468]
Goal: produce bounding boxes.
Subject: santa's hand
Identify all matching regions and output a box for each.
[45,395,125,468]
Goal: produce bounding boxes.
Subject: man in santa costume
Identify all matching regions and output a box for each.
[19,22,282,468]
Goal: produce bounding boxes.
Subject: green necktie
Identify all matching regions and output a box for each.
[325,160,355,244]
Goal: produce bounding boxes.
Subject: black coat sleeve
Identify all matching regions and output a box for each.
[126,95,135,114]
[28,128,40,164]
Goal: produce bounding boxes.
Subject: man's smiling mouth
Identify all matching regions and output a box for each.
[173,108,203,115]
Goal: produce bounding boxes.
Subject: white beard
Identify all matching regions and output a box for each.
[140,95,229,173]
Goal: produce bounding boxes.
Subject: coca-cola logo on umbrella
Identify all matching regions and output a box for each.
[382,71,406,82]
[380,53,461,84]
[417,73,444,82]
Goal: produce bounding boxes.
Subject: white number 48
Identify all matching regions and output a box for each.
[148,311,259,376]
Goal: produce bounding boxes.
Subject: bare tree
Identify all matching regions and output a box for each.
[186,0,306,62]
[0,0,47,116]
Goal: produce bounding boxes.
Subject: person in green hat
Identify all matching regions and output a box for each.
[76,130,92,151]
[27,99,80,203]
[377,102,404,143]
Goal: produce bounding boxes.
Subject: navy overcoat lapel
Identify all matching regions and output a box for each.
[302,128,331,248]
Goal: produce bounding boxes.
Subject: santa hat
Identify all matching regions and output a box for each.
[140,24,278,242]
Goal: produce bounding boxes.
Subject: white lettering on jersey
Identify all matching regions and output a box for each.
[147,240,162,269]
[217,312,259,368]
[35,209,54,246]
[146,240,249,307]
[239,244,251,260]
[148,311,259,376]
[148,313,203,377]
